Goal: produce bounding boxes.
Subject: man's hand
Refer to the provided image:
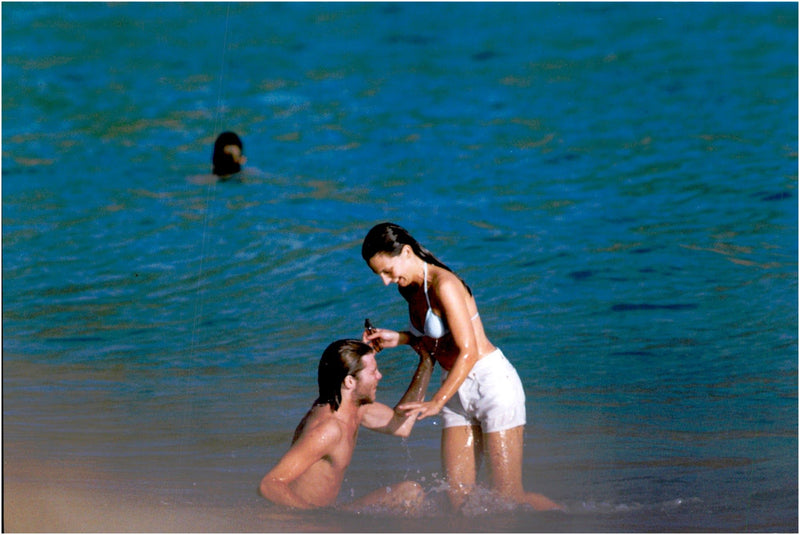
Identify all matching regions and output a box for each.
[397,399,445,421]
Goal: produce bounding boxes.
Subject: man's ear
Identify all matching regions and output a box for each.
[343,375,356,391]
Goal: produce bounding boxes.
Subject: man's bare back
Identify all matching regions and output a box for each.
[268,404,359,508]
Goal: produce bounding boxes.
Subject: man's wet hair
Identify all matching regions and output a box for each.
[291,339,372,444]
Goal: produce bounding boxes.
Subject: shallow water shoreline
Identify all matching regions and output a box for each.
[4,457,241,532]
[2,455,565,533]
[4,449,779,534]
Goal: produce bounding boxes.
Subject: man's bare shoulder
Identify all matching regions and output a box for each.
[294,405,345,446]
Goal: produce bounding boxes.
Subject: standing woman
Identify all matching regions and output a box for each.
[360,222,562,512]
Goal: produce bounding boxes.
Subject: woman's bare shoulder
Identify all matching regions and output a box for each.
[432,267,467,293]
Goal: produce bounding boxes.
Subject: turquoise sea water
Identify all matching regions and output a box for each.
[3,2,797,532]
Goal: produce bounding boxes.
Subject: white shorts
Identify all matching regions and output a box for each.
[441,348,527,434]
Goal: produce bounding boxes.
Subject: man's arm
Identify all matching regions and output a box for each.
[361,351,435,437]
[259,419,341,509]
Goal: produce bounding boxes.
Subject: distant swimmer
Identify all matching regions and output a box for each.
[259,339,434,513]
[212,131,246,180]
[188,131,249,185]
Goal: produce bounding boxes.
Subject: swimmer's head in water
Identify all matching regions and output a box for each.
[212,131,244,176]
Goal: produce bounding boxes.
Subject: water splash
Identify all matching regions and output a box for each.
[577,496,703,515]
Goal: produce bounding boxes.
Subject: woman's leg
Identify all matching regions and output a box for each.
[441,424,483,510]
[484,426,562,511]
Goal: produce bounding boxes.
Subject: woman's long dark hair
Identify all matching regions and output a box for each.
[361,222,471,296]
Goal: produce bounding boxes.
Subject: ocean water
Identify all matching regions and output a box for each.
[2,2,797,532]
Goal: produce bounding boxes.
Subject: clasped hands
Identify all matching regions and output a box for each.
[362,326,444,420]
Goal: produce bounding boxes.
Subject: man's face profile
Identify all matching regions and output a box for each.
[353,352,381,404]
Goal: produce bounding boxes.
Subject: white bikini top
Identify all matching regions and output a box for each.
[408,263,478,339]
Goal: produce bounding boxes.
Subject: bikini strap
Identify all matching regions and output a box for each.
[423,263,432,308]
[425,263,479,322]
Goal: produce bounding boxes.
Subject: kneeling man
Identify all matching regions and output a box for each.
[259,339,433,513]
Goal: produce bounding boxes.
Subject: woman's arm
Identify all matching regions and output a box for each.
[400,276,479,419]
[362,325,434,406]
[361,350,434,437]
[363,327,416,349]
[398,343,435,406]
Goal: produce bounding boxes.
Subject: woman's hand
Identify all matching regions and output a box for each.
[363,327,401,351]
[397,399,445,420]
